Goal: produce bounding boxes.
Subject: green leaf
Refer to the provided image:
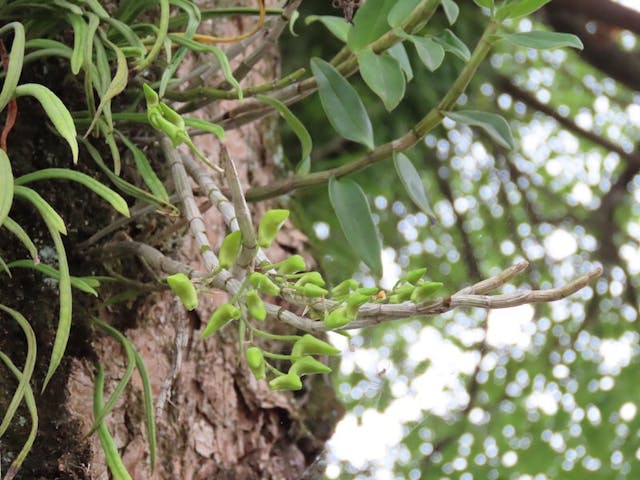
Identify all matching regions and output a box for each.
[14,84,78,163]
[499,31,584,50]
[441,0,460,24]
[328,177,382,277]
[184,117,226,140]
[15,168,130,217]
[473,0,494,9]
[257,94,312,167]
[435,29,471,62]
[357,49,406,111]
[0,149,13,227]
[13,186,66,234]
[67,13,87,75]
[305,15,350,43]
[310,57,374,149]
[445,110,515,149]
[393,153,436,222]
[7,260,99,296]
[0,22,25,112]
[2,217,38,262]
[410,36,445,71]
[387,0,421,28]
[497,0,552,20]
[387,42,413,82]
[348,0,397,51]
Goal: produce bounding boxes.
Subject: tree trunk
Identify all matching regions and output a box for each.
[0,2,343,478]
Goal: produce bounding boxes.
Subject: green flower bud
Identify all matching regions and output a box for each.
[143,83,159,106]
[388,294,401,304]
[355,287,379,296]
[330,278,359,299]
[277,255,306,275]
[392,284,415,302]
[323,307,353,329]
[258,209,289,249]
[246,347,266,380]
[289,356,332,376]
[296,283,329,298]
[410,281,443,303]
[246,290,266,321]
[402,267,427,284]
[346,292,370,318]
[248,272,281,296]
[166,273,198,311]
[295,271,325,287]
[291,334,341,357]
[269,373,302,391]
[218,230,242,269]
[201,303,240,338]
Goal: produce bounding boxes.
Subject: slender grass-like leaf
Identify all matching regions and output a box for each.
[304,15,350,43]
[169,34,242,98]
[310,57,374,150]
[132,347,157,472]
[0,255,10,276]
[67,13,87,74]
[16,168,130,217]
[357,49,405,111]
[3,217,39,262]
[116,131,170,202]
[328,177,382,277]
[13,185,66,234]
[13,84,78,163]
[183,117,226,140]
[393,153,436,222]
[348,0,396,51]
[53,0,83,14]
[7,260,99,296]
[0,149,13,227]
[0,22,25,112]
[0,352,38,480]
[137,0,169,70]
[499,31,583,50]
[257,94,312,168]
[83,13,100,119]
[90,319,135,434]
[0,304,36,438]
[93,363,133,480]
[445,109,515,149]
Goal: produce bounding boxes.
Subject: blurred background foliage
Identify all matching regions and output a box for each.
[281,1,640,478]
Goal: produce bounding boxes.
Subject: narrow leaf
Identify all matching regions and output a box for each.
[67,13,87,75]
[410,36,445,71]
[14,84,78,163]
[3,218,39,262]
[348,0,397,51]
[500,31,584,50]
[0,149,13,227]
[393,153,436,222]
[0,22,25,112]
[305,15,350,43]
[184,117,226,140]
[257,94,312,167]
[13,186,66,234]
[357,49,406,111]
[310,57,374,149]
[441,0,460,24]
[445,110,515,149]
[328,177,382,277]
[7,260,99,296]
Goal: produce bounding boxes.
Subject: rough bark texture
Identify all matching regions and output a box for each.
[0,2,343,478]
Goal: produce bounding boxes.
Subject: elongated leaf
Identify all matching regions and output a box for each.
[328,177,382,277]
[305,15,350,43]
[15,168,130,217]
[441,0,459,24]
[500,31,584,50]
[497,0,552,20]
[410,36,445,71]
[67,13,87,75]
[7,260,99,296]
[358,49,405,112]
[116,132,170,202]
[14,84,78,163]
[310,57,374,150]
[0,305,36,438]
[183,117,226,140]
[0,149,13,227]
[132,347,156,472]
[0,256,9,276]
[348,0,396,51]
[0,22,25,112]
[136,0,169,70]
[3,217,39,262]
[387,42,413,82]
[0,352,38,480]
[435,29,471,62]
[13,186,66,234]
[445,110,515,149]
[387,0,421,28]
[393,153,436,222]
[257,94,312,168]
[93,363,133,480]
